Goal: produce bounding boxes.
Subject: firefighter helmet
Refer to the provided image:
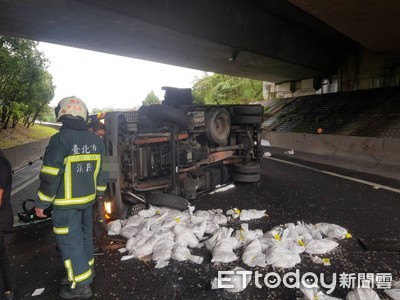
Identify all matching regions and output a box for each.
[55,96,88,121]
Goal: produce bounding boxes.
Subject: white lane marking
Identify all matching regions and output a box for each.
[266,157,400,194]
[11,175,39,196]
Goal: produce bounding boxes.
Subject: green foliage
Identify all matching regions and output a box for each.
[0,35,55,129]
[192,73,263,105]
[38,104,55,122]
[10,101,28,128]
[142,90,160,106]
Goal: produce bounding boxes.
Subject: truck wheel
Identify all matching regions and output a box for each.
[146,192,190,210]
[232,172,261,183]
[220,165,230,184]
[145,104,189,129]
[233,162,261,174]
[206,108,231,145]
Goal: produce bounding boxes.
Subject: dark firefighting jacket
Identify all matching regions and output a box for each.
[36,127,107,209]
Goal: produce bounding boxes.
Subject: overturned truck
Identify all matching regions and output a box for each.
[102,87,263,220]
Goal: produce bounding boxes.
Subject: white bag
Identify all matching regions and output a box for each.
[194,210,213,220]
[126,228,153,253]
[152,239,175,261]
[304,239,339,255]
[211,214,228,225]
[120,226,140,239]
[155,261,169,268]
[171,245,204,264]
[315,223,349,240]
[287,239,305,254]
[235,223,263,245]
[107,220,122,235]
[138,205,160,218]
[205,222,219,235]
[211,237,239,263]
[240,209,266,221]
[174,224,199,248]
[205,227,234,251]
[124,214,145,228]
[242,239,267,267]
[266,245,301,269]
[190,221,207,239]
[133,242,154,258]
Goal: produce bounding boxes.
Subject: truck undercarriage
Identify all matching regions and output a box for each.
[102,87,263,219]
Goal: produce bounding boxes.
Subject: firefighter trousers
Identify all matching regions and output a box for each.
[52,205,94,288]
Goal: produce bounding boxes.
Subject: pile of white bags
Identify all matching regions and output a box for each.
[109,205,349,272]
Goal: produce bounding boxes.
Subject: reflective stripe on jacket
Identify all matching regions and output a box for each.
[37,127,107,209]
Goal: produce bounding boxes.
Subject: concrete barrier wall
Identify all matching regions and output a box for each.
[3,138,50,171]
[262,131,400,166]
[2,132,398,171]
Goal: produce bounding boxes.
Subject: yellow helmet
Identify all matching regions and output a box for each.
[55,96,88,121]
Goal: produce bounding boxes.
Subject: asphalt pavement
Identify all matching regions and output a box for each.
[6,154,400,299]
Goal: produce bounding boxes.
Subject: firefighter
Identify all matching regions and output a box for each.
[88,117,106,138]
[35,96,107,299]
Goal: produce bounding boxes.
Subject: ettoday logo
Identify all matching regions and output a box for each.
[216,269,392,293]
[217,269,336,293]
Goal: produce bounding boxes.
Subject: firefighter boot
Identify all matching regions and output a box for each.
[59,285,92,299]
[60,270,96,286]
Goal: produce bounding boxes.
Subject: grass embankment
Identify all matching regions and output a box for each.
[0,123,58,149]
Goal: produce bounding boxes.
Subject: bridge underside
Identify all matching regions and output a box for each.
[0,0,357,83]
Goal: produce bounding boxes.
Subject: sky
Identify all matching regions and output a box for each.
[37,42,208,112]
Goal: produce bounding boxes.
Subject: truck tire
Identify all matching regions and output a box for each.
[206,108,231,145]
[146,192,190,210]
[233,162,261,174]
[232,172,261,183]
[145,104,189,129]
[206,167,222,188]
[220,165,230,184]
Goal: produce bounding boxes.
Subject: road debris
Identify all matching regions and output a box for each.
[226,208,267,221]
[32,288,45,297]
[261,139,271,147]
[262,151,272,157]
[310,255,331,266]
[284,150,295,155]
[109,206,350,276]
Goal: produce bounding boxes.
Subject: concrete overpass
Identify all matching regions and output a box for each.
[0,0,399,91]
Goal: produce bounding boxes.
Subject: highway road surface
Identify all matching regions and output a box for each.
[8,153,400,299]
